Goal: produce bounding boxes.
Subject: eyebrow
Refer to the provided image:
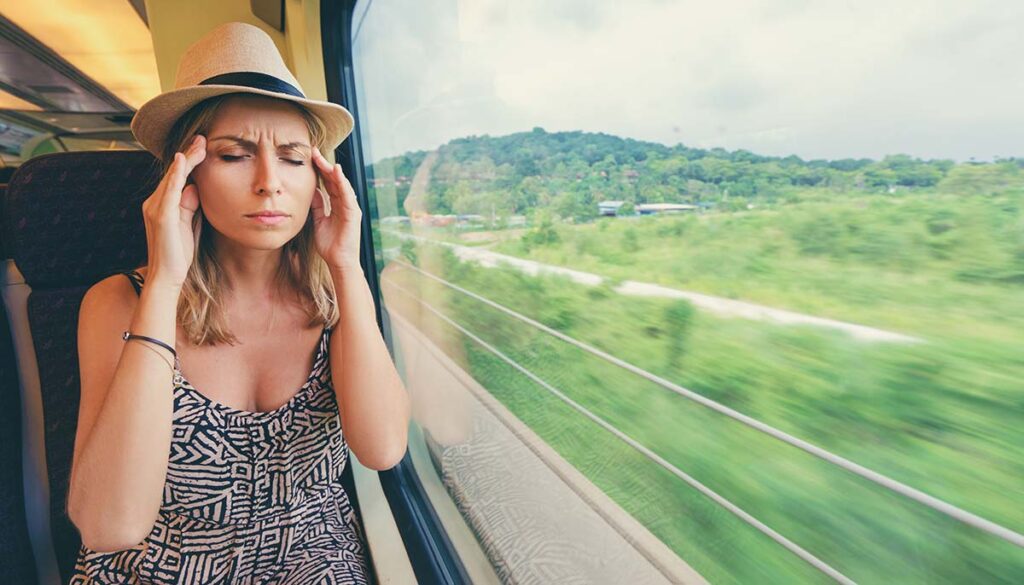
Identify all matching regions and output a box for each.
[209,136,311,152]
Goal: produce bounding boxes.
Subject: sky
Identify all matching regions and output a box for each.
[352,0,1024,163]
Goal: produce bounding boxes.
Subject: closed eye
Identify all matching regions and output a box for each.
[220,155,304,166]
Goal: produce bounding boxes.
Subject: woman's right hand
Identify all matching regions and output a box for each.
[142,135,206,289]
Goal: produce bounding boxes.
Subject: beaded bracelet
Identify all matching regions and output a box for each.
[122,331,180,371]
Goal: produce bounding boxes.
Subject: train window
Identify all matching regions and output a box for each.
[352,1,1024,583]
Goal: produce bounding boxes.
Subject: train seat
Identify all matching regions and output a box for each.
[2,150,159,583]
[0,174,38,584]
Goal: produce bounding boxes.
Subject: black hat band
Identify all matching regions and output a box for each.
[199,71,305,99]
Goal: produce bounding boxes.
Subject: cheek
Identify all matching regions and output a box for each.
[193,161,254,204]
[192,163,233,199]
[287,167,317,193]
[193,178,231,215]
[286,170,318,209]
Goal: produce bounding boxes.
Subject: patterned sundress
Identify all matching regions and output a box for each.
[69,270,371,584]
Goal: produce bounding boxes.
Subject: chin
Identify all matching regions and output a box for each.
[204,215,307,252]
[241,232,295,250]
[214,227,296,251]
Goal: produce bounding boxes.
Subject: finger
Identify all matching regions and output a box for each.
[152,135,203,207]
[333,163,356,192]
[311,147,335,181]
[312,148,358,213]
[311,148,345,192]
[147,151,180,210]
[164,136,206,207]
[314,186,331,218]
[153,137,196,191]
[159,156,189,219]
[334,165,360,211]
[179,183,200,230]
[320,186,331,217]
[149,159,175,205]
[177,135,207,184]
[182,134,207,171]
[180,183,200,215]
[312,169,345,209]
[310,148,337,191]
[319,164,351,202]
[311,186,329,221]
[311,146,331,168]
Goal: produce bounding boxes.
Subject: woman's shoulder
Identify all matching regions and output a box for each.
[87,265,147,303]
[79,268,144,329]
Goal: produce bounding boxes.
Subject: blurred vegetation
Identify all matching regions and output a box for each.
[493,192,1024,341]
[373,130,1024,583]
[386,247,1023,583]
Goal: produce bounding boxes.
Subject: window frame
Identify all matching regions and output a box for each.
[319,2,473,584]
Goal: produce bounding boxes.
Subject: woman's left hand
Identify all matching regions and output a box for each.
[310,146,362,272]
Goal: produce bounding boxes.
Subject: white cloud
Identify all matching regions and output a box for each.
[354,0,1024,162]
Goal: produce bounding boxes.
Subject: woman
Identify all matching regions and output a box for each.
[67,22,409,584]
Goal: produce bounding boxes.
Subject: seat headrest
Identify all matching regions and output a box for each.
[3,151,161,287]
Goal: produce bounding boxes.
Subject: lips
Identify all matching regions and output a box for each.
[246,212,289,226]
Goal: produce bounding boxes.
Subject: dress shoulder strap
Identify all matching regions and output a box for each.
[121,269,144,297]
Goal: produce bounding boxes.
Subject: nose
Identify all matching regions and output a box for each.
[253,151,284,196]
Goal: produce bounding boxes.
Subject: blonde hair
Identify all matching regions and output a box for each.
[157,93,340,346]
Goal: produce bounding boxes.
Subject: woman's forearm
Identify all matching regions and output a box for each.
[329,266,411,470]
[68,281,178,551]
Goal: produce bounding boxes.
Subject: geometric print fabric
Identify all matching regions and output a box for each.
[70,271,370,584]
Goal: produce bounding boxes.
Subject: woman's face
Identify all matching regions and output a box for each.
[191,95,317,251]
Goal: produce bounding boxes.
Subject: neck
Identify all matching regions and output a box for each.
[211,234,287,304]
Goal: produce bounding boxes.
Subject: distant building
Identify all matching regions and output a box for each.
[635,203,697,215]
[598,200,626,216]
[411,213,457,227]
[369,176,411,188]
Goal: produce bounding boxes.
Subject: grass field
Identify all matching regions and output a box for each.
[379,191,1023,583]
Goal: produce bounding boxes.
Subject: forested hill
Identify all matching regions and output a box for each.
[370,127,1024,221]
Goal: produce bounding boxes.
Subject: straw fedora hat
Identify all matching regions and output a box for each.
[130,22,354,158]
